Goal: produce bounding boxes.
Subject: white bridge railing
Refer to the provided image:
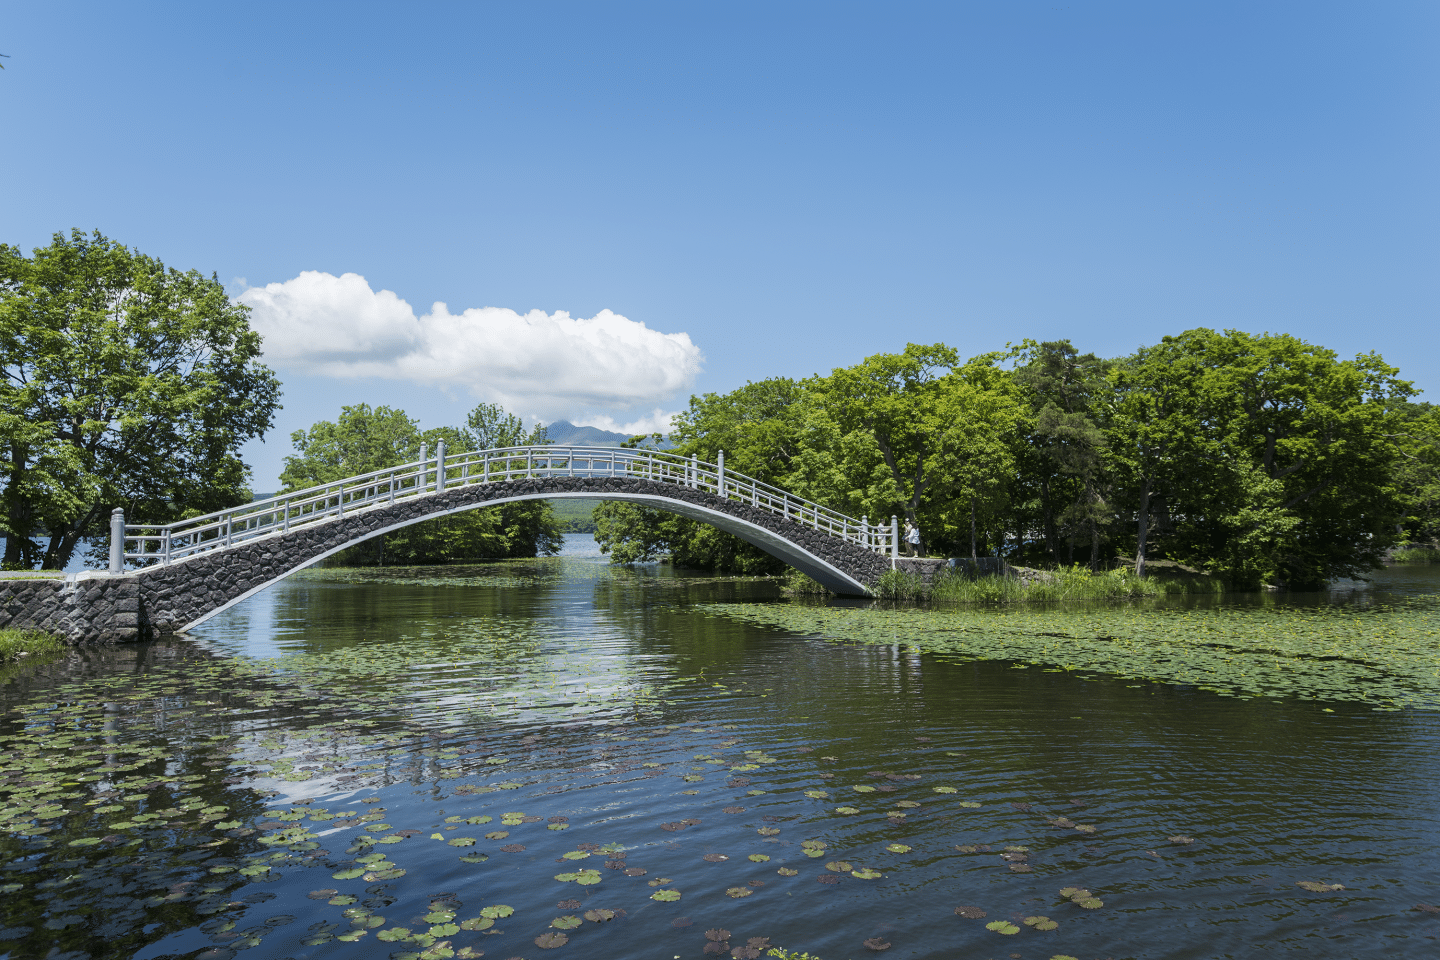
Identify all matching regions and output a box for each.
[112,444,899,571]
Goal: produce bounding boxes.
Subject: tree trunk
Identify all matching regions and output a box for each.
[1089,518,1099,571]
[1040,478,1058,561]
[1134,478,1152,577]
[970,501,977,560]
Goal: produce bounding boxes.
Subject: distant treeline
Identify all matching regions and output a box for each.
[550,499,600,534]
[596,331,1440,589]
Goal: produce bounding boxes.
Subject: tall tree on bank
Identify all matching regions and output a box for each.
[810,344,1026,556]
[1105,329,1414,587]
[0,230,280,570]
[1012,340,1112,568]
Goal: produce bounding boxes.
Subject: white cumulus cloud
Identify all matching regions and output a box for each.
[238,271,703,422]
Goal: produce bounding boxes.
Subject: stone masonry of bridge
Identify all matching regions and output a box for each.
[0,476,893,644]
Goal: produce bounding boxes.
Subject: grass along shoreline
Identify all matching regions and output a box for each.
[1393,546,1440,564]
[787,564,1223,604]
[0,628,64,663]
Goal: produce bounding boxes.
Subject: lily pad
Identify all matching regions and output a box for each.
[725,886,753,898]
[885,844,911,854]
[535,931,568,948]
[551,915,582,929]
[851,868,882,879]
[985,920,1020,934]
[651,889,681,902]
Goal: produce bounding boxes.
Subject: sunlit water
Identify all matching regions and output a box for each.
[2,540,1439,960]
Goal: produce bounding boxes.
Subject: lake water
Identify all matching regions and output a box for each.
[2,537,1439,960]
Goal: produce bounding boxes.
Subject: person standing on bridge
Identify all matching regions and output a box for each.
[904,521,922,557]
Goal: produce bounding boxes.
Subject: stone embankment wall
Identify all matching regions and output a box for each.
[0,576,143,643]
[0,476,891,643]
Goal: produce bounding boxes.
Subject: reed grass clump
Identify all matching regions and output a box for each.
[926,564,1222,605]
[875,568,924,601]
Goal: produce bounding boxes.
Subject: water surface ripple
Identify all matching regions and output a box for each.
[0,549,1437,959]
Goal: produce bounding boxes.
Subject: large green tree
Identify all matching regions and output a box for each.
[1011,340,1112,567]
[0,230,281,569]
[1105,329,1414,587]
[807,344,1026,557]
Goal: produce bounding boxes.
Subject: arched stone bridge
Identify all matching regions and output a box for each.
[0,447,899,642]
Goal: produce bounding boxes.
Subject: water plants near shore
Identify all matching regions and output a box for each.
[702,594,1440,710]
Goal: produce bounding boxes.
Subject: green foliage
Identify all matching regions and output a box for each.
[0,230,281,569]
[282,402,562,565]
[0,628,62,663]
[1394,402,1440,546]
[766,949,824,960]
[1392,547,1440,564]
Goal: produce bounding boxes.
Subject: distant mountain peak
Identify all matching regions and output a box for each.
[542,420,633,447]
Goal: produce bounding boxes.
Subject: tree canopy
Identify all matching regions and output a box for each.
[594,330,1430,589]
[0,230,281,569]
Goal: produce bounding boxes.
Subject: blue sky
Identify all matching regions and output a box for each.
[4,1,1437,490]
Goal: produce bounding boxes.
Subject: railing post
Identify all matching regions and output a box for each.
[483,451,490,482]
[418,443,428,493]
[861,515,868,551]
[108,508,125,574]
[284,497,291,531]
[891,515,899,559]
[436,441,447,492]
[690,454,697,489]
[162,529,172,566]
[225,513,233,547]
[717,450,725,498]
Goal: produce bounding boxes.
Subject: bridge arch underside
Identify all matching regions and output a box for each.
[134,476,890,635]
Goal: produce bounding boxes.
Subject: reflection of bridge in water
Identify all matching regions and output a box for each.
[99,445,899,636]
